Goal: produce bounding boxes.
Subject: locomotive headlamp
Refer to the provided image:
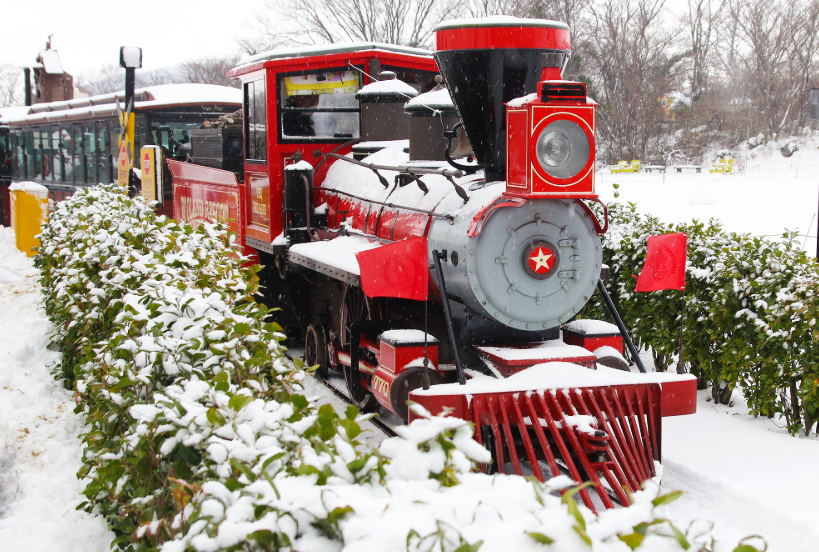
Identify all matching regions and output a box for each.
[506,81,597,198]
[535,119,590,179]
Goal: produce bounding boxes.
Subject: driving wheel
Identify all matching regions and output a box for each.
[340,285,380,413]
[305,324,328,379]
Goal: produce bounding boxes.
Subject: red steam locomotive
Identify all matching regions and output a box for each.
[169,17,697,511]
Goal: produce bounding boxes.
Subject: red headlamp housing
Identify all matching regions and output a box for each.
[506,80,597,198]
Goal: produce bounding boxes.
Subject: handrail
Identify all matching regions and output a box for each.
[314,150,464,178]
[320,187,455,221]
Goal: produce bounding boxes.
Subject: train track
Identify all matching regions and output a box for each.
[310,375,399,438]
[285,348,398,438]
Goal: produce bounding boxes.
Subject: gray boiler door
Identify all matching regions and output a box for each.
[429,198,602,330]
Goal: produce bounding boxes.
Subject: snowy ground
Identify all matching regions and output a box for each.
[2,138,819,552]
[597,135,819,256]
[0,228,113,551]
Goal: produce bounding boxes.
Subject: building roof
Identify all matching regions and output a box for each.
[0,84,242,125]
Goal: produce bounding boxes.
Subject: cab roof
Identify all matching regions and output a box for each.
[230,42,434,77]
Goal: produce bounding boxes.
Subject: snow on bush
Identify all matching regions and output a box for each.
[37,186,762,552]
[587,201,819,436]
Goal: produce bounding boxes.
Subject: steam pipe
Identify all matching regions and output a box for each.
[596,280,647,373]
[433,250,466,385]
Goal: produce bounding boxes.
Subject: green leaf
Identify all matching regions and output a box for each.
[229,458,257,482]
[213,371,229,383]
[564,496,586,531]
[206,407,226,427]
[177,445,201,466]
[572,525,592,547]
[290,394,308,410]
[327,505,354,523]
[670,524,690,550]
[345,404,359,420]
[652,490,683,507]
[248,530,275,547]
[734,543,765,552]
[224,478,244,491]
[228,394,253,412]
[453,541,483,552]
[295,464,320,477]
[526,532,554,545]
[340,418,362,440]
[347,457,368,474]
[234,322,250,335]
[619,533,644,550]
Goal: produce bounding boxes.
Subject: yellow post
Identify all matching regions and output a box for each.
[117,110,135,188]
[9,182,48,257]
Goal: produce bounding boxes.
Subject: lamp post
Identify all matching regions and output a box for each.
[117,47,141,188]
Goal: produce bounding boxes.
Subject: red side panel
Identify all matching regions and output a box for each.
[563,332,624,355]
[392,210,431,241]
[661,378,698,416]
[376,208,397,240]
[506,109,528,191]
[169,160,256,263]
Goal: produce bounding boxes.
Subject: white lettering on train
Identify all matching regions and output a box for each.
[179,195,230,224]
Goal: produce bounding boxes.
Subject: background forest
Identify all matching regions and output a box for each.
[3,0,819,164]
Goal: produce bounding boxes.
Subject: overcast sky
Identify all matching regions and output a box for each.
[1,0,260,74]
[2,0,690,78]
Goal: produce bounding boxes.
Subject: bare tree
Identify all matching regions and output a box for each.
[726,0,802,138]
[0,64,23,107]
[789,0,819,130]
[585,0,685,160]
[241,0,456,51]
[683,0,721,103]
[136,67,181,88]
[180,56,241,88]
[523,0,591,37]
[75,64,122,96]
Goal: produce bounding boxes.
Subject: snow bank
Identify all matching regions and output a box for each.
[0,227,112,550]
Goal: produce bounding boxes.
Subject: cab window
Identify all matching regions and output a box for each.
[245,78,267,161]
[278,68,360,141]
[382,66,438,94]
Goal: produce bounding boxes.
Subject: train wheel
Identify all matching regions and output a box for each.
[305,324,328,379]
[340,285,380,413]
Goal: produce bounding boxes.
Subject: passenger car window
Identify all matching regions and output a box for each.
[278,69,360,140]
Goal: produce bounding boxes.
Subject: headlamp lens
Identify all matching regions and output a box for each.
[537,131,571,167]
[534,119,590,179]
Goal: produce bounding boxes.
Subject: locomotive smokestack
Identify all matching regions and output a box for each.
[433,17,571,183]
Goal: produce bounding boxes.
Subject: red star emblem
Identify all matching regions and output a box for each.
[528,247,554,274]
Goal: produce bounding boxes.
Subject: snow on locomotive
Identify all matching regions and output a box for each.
[169,17,697,511]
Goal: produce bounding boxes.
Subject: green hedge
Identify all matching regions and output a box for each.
[588,201,819,435]
[35,185,763,552]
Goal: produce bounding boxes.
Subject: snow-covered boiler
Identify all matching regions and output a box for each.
[167,17,698,512]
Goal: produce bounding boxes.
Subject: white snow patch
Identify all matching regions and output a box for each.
[0,227,113,550]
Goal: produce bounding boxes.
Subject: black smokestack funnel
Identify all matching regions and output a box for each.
[433,18,571,182]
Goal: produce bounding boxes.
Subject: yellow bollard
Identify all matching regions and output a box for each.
[9,182,48,257]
